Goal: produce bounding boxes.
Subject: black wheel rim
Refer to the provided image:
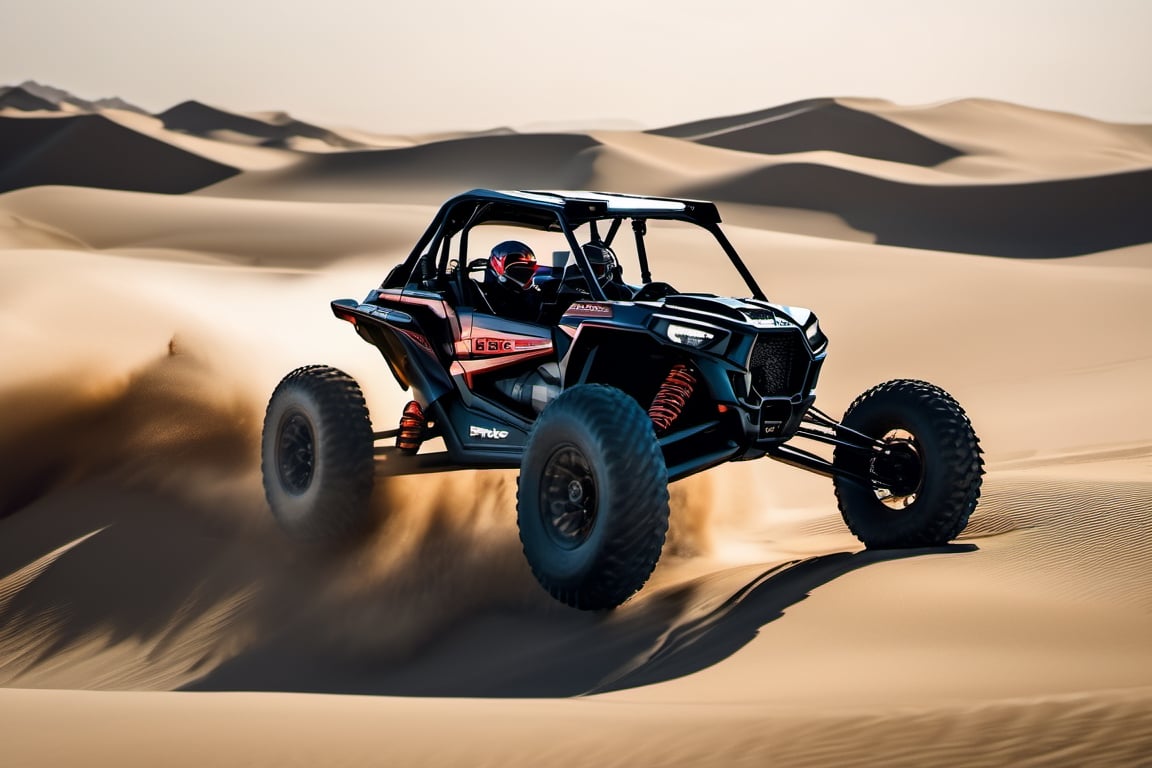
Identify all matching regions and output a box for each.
[869,429,924,509]
[540,444,598,549]
[277,410,315,495]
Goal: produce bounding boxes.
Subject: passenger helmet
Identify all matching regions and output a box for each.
[582,243,618,286]
[488,240,537,290]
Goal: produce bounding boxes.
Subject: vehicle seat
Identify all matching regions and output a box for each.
[443,257,496,313]
[465,279,495,313]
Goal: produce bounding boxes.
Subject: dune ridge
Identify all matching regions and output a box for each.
[0,80,145,114]
[650,97,963,166]
[158,100,370,150]
[0,85,58,113]
[678,162,1152,257]
[205,132,603,202]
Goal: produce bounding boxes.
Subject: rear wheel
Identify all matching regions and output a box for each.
[517,385,670,610]
[833,379,983,548]
[261,365,376,545]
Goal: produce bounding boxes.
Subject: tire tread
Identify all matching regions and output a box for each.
[517,385,669,610]
[261,364,376,544]
[833,379,983,548]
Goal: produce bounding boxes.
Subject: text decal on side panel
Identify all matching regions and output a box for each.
[470,425,510,440]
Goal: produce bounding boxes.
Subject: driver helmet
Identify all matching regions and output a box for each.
[582,242,619,286]
[487,240,537,291]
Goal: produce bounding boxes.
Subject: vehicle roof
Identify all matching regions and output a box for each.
[441,189,722,229]
[386,188,761,297]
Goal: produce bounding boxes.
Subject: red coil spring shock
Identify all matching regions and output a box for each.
[397,400,425,454]
[648,363,696,433]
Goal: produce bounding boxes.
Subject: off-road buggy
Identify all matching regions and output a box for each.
[262,189,983,610]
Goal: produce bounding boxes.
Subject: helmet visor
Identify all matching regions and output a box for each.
[583,244,615,283]
[503,258,537,288]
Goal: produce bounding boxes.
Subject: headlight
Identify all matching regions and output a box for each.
[665,323,717,349]
[804,319,819,342]
[804,318,826,349]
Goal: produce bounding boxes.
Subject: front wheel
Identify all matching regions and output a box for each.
[261,365,377,545]
[517,385,670,610]
[832,379,983,548]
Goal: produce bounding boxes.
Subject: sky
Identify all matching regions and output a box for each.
[4,0,1151,133]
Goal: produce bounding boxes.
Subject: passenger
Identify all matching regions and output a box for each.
[583,243,634,300]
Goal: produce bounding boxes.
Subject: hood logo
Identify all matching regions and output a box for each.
[470,425,510,440]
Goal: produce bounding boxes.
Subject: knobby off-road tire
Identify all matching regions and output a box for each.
[261,365,376,546]
[832,379,983,549]
[517,384,670,610]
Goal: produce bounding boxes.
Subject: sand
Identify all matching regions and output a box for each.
[1,93,1150,766]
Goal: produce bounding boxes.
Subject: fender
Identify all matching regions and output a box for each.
[331,299,453,403]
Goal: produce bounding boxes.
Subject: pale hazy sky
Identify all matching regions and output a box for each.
[5,0,1151,133]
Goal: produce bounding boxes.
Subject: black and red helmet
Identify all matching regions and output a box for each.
[487,240,538,290]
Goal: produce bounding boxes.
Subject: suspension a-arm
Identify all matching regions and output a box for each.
[766,406,884,486]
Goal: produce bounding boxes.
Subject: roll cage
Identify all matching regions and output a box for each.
[382,189,768,306]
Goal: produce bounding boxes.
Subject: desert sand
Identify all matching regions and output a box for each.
[1,87,1150,766]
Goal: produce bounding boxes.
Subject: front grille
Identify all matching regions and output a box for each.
[749,332,809,397]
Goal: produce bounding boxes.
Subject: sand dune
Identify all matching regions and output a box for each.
[594,99,1152,255]
[4,89,1149,259]
[0,80,145,115]
[0,114,239,194]
[651,97,963,166]
[1,87,1151,766]
[843,97,1152,178]
[91,109,306,172]
[158,100,369,150]
[680,162,1152,257]
[3,683,1148,768]
[0,85,58,113]
[205,132,603,202]
[0,186,433,266]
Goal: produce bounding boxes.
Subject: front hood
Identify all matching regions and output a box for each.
[655,294,812,330]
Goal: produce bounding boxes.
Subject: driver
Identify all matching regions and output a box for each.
[582,242,633,300]
[483,240,541,322]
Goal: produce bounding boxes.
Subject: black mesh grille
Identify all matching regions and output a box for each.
[749,332,808,397]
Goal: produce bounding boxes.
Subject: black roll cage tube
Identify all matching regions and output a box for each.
[398,196,770,304]
[708,222,767,302]
[560,213,769,303]
[559,215,608,301]
[417,203,611,302]
[632,219,652,284]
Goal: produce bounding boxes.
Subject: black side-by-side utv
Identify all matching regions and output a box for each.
[262,189,983,610]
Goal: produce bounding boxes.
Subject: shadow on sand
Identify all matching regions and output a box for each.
[184,544,977,698]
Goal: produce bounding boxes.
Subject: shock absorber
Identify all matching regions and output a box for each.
[648,363,696,433]
[397,400,426,454]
